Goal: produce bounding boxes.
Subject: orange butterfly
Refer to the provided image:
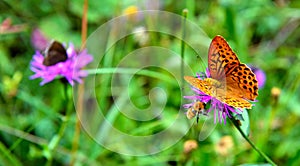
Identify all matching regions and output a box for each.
[184,35,258,109]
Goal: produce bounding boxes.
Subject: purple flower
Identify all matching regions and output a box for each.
[184,69,242,125]
[30,43,93,86]
[249,65,266,88]
[31,28,49,51]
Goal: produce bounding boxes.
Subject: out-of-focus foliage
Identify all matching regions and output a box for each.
[1,0,300,165]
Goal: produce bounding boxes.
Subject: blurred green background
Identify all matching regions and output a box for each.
[1,0,300,165]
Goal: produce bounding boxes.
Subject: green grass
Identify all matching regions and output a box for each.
[1,0,300,165]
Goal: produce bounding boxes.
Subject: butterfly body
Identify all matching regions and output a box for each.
[185,35,258,109]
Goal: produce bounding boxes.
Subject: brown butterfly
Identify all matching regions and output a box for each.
[43,40,68,66]
[184,35,258,109]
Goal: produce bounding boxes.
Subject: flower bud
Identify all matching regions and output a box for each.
[215,136,234,156]
[183,139,198,154]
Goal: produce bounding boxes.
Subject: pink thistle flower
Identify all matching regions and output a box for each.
[31,28,49,51]
[184,69,244,125]
[30,42,93,86]
[249,65,266,88]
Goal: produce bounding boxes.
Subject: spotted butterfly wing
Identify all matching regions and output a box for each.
[208,35,240,80]
[223,96,252,108]
[184,76,214,97]
[43,41,68,66]
[185,76,253,109]
[208,36,258,102]
[225,64,258,101]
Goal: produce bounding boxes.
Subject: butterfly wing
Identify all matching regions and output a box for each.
[208,36,258,102]
[208,35,240,80]
[186,35,258,108]
[222,96,252,109]
[226,63,258,101]
[185,76,253,109]
[43,41,68,66]
[184,76,213,96]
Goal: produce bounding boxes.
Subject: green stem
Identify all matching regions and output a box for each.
[181,9,188,88]
[70,0,89,164]
[230,118,277,166]
[86,68,176,85]
[46,83,72,166]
